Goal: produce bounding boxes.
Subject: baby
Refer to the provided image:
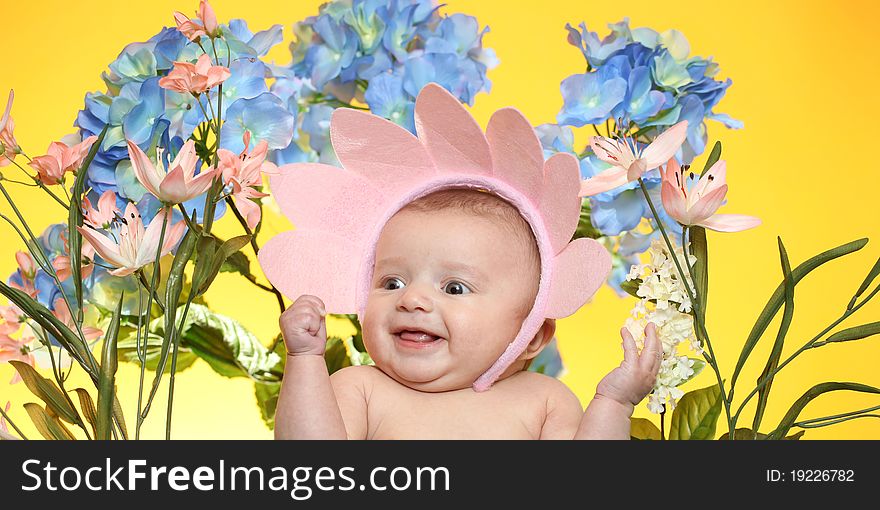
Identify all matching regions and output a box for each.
[259,82,661,440]
[273,188,661,440]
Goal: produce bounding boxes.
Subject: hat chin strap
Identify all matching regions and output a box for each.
[354,175,555,392]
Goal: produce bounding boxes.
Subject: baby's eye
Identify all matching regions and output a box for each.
[382,277,405,290]
[443,281,471,295]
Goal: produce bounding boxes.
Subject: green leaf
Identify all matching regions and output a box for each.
[220,250,251,276]
[630,418,662,440]
[24,403,76,440]
[255,382,281,430]
[848,255,880,310]
[731,238,869,390]
[324,336,353,375]
[811,322,880,348]
[97,295,123,440]
[699,141,722,177]
[170,304,283,382]
[9,361,81,426]
[768,382,880,439]
[195,235,251,296]
[753,237,795,432]
[72,388,98,439]
[0,280,99,378]
[117,331,199,372]
[668,383,723,440]
[680,358,706,386]
[67,125,107,324]
[619,278,642,300]
[688,226,709,320]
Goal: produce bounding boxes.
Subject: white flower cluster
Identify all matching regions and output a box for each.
[625,238,703,413]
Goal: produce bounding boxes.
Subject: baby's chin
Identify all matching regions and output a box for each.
[374,362,475,393]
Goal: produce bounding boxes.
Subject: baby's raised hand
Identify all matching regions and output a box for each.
[595,322,662,409]
[280,295,328,356]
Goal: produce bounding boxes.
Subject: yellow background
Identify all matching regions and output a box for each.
[1,0,878,439]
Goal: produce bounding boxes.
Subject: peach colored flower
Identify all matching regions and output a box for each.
[218,133,278,230]
[127,139,218,205]
[77,203,185,277]
[10,251,37,298]
[0,90,19,167]
[83,190,121,229]
[660,158,761,232]
[580,120,688,197]
[0,331,34,384]
[0,304,24,336]
[158,54,230,95]
[53,232,96,282]
[173,0,220,41]
[28,135,98,185]
[51,298,102,341]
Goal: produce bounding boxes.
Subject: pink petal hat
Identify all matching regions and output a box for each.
[258,83,611,392]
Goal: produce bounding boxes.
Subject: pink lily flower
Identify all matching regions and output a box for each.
[28,135,98,185]
[580,120,689,197]
[76,203,185,277]
[83,190,121,229]
[173,0,220,41]
[158,54,230,96]
[0,304,24,336]
[127,139,218,205]
[217,133,278,230]
[0,90,19,167]
[660,158,761,232]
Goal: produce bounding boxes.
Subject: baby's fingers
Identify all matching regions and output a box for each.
[620,327,638,365]
[638,322,663,375]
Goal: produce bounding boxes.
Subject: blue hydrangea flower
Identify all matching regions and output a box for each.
[220,93,296,153]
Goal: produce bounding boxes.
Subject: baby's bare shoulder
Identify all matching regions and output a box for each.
[329,364,382,389]
[506,373,583,439]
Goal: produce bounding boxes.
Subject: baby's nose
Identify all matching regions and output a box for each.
[396,284,434,313]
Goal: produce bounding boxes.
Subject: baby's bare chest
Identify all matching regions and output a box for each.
[366,386,546,440]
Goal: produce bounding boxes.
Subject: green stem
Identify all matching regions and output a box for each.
[636,177,733,435]
[136,270,166,314]
[795,414,880,429]
[135,207,169,439]
[164,298,192,440]
[223,196,286,314]
[3,155,69,210]
[0,402,29,440]
[794,403,880,427]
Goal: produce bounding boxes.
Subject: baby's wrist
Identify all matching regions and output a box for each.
[286,348,326,358]
[593,393,635,415]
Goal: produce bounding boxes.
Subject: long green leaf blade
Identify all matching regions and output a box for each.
[753,237,795,431]
[731,238,868,389]
[9,361,81,426]
[768,382,880,439]
[97,294,123,440]
[811,322,880,348]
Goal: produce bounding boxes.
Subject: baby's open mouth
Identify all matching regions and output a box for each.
[392,329,444,348]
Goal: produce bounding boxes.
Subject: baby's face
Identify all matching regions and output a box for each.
[362,207,540,392]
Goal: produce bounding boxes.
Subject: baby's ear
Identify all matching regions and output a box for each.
[519,319,557,361]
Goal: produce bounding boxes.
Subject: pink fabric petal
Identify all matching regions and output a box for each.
[414,83,492,176]
[486,108,544,202]
[686,184,728,225]
[642,120,688,168]
[270,163,385,243]
[331,108,435,193]
[545,237,612,318]
[578,167,629,197]
[171,140,200,180]
[698,213,762,232]
[0,90,12,133]
[539,152,581,253]
[258,230,361,313]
